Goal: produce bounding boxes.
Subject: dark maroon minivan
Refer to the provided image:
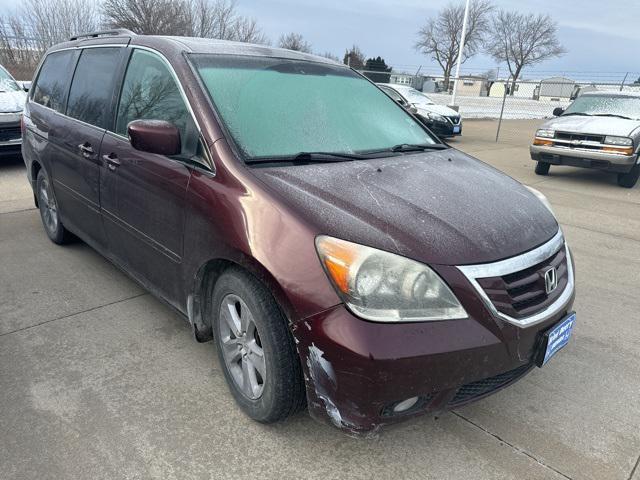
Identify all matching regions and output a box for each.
[22,30,576,435]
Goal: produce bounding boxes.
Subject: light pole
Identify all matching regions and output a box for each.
[450,0,470,108]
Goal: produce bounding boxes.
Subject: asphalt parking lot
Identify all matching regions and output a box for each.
[1,119,639,480]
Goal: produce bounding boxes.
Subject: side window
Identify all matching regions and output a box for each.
[32,50,78,113]
[67,47,122,129]
[116,49,197,157]
[382,87,403,103]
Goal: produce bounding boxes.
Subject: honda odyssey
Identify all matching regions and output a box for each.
[22,31,576,435]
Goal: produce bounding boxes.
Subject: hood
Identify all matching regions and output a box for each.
[252,150,558,266]
[542,115,640,137]
[416,103,459,118]
[0,89,26,113]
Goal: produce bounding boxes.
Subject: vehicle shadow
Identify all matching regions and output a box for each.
[0,153,24,171]
[542,167,630,189]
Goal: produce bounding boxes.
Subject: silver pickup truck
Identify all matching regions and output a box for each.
[530,91,640,188]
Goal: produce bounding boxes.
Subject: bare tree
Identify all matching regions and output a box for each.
[186,0,268,43]
[231,17,269,44]
[103,0,269,43]
[487,11,565,92]
[343,45,365,69]
[415,0,493,85]
[320,52,340,62]
[0,0,100,78]
[102,0,192,35]
[278,32,312,53]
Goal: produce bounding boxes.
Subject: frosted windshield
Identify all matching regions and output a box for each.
[0,67,20,92]
[192,55,435,160]
[402,89,435,105]
[564,95,640,120]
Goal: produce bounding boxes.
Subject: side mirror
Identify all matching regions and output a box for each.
[127,120,181,156]
[553,107,564,117]
[408,105,418,114]
[19,81,31,92]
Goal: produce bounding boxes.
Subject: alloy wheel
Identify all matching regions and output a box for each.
[218,294,266,400]
[39,177,58,233]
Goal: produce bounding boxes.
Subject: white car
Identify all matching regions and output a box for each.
[377,83,462,137]
[0,65,27,157]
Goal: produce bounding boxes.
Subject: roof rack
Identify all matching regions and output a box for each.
[69,29,136,41]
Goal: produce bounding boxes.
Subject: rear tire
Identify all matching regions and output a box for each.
[535,161,550,175]
[211,267,305,423]
[617,164,640,188]
[36,169,73,244]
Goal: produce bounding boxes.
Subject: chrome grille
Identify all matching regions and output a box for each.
[476,247,568,319]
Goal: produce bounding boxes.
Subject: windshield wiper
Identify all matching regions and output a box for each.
[245,151,364,165]
[390,143,449,152]
[561,112,592,117]
[245,144,447,165]
[592,113,634,120]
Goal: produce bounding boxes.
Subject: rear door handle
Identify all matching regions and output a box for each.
[103,153,121,171]
[78,142,94,158]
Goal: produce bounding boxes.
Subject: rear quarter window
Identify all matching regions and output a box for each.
[32,50,79,113]
[66,47,123,129]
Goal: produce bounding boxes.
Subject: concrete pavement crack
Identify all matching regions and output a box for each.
[452,411,574,480]
[628,453,640,480]
[0,293,148,337]
[0,207,37,215]
[560,221,640,245]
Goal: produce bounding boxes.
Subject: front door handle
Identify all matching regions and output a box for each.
[78,142,94,158]
[103,153,121,171]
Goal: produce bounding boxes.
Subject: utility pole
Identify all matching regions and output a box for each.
[450,0,470,109]
[620,72,629,92]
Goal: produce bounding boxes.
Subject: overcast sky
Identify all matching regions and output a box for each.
[235,0,639,82]
[1,0,636,81]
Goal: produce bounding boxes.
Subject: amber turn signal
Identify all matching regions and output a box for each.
[533,138,554,146]
[315,236,359,294]
[601,146,633,155]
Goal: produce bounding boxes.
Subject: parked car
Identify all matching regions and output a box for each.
[531,91,640,187]
[377,84,418,113]
[377,83,462,138]
[23,31,576,435]
[0,64,27,157]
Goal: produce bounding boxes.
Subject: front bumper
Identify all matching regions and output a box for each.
[417,116,462,137]
[0,119,22,157]
[294,303,571,436]
[0,138,22,156]
[293,250,575,436]
[531,144,637,173]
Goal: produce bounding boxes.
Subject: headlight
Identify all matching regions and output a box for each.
[525,186,556,218]
[604,136,632,146]
[427,112,447,123]
[536,129,555,138]
[315,236,467,322]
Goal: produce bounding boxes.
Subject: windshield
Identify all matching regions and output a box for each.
[191,55,435,160]
[400,88,434,105]
[0,67,20,92]
[564,94,640,120]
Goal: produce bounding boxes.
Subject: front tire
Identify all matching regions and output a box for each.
[36,169,72,244]
[535,161,550,175]
[617,164,640,188]
[211,268,305,423]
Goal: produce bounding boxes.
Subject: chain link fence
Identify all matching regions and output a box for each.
[359,69,640,143]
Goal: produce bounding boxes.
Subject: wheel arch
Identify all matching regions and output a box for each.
[31,159,43,207]
[187,253,298,343]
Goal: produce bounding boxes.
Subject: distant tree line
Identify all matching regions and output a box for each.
[415,0,565,93]
[0,0,372,79]
[0,0,269,78]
